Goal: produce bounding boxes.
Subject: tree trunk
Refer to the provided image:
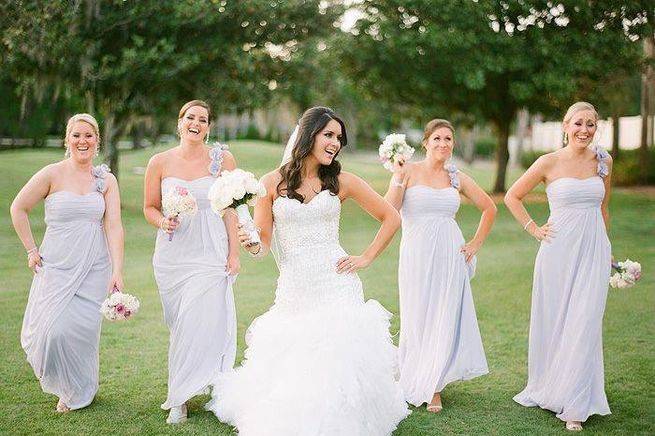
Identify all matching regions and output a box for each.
[492,117,511,194]
[640,35,654,183]
[461,126,475,164]
[515,108,530,166]
[104,113,120,182]
[611,113,620,159]
[132,122,145,149]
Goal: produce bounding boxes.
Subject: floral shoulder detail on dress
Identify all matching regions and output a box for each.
[92,164,111,193]
[209,143,229,177]
[594,147,610,178]
[445,161,460,190]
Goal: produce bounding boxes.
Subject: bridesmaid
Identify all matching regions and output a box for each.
[143,100,240,424]
[385,119,496,412]
[504,102,612,432]
[10,113,124,412]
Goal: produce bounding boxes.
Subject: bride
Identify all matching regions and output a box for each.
[206,106,409,435]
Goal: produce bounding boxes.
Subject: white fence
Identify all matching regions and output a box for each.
[527,115,653,152]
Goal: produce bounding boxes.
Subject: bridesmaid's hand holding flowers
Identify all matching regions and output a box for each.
[108,272,124,294]
[160,216,179,234]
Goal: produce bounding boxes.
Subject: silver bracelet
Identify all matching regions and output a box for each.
[159,216,166,230]
[391,178,405,188]
[26,247,38,255]
[523,219,535,231]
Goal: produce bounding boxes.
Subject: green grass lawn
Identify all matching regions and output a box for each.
[0,142,653,435]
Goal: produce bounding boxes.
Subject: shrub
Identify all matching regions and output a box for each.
[237,123,261,140]
[612,148,655,186]
[520,150,547,169]
[474,137,496,158]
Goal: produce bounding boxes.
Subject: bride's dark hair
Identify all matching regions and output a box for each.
[277,106,347,202]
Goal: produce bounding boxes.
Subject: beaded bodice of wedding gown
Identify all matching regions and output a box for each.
[271,189,364,311]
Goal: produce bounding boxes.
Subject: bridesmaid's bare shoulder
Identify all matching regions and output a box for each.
[32,162,58,185]
[530,151,559,176]
[145,148,178,178]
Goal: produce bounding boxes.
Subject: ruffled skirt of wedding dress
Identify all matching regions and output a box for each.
[206,296,410,436]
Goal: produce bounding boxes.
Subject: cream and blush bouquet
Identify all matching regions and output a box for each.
[161,185,198,241]
[609,259,642,289]
[101,287,140,321]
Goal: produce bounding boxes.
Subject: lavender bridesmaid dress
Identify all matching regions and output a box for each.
[21,165,112,409]
[153,146,237,410]
[398,164,488,406]
[513,147,612,422]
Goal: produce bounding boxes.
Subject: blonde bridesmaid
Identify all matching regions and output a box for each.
[385,119,496,412]
[11,113,123,412]
[505,102,612,431]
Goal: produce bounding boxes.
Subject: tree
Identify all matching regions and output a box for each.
[2,0,340,179]
[640,34,654,182]
[342,0,650,192]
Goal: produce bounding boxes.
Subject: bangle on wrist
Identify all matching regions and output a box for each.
[523,218,534,231]
[159,216,166,230]
[26,247,38,255]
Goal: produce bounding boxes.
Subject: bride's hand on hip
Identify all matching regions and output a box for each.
[336,254,371,274]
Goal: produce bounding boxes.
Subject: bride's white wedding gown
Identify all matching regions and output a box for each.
[207,189,409,435]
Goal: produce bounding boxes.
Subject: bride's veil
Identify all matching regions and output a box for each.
[280,125,299,167]
[270,124,299,268]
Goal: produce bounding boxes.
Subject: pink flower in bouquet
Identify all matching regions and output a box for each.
[101,291,140,322]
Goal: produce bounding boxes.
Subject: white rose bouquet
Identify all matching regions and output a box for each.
[609,259,642,289]
[208,169,267,246]
[161,185,198,241]
[379,133,415,171]
[101,288,140,321]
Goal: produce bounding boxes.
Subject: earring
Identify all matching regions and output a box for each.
[64,144,70,157]
[205,132,210,144]
[95,144,100,158]
[562,132,568,146]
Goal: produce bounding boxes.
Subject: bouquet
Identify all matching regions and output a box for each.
[609,259,642,289]
[161,185,198,241]
[208,168,267,246]
[379,133,415,172]
[101,288,140,321]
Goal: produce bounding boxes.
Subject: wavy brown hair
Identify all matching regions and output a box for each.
[277,107,347,203]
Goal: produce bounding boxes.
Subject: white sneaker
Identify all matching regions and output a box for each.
[166,404,188,424]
